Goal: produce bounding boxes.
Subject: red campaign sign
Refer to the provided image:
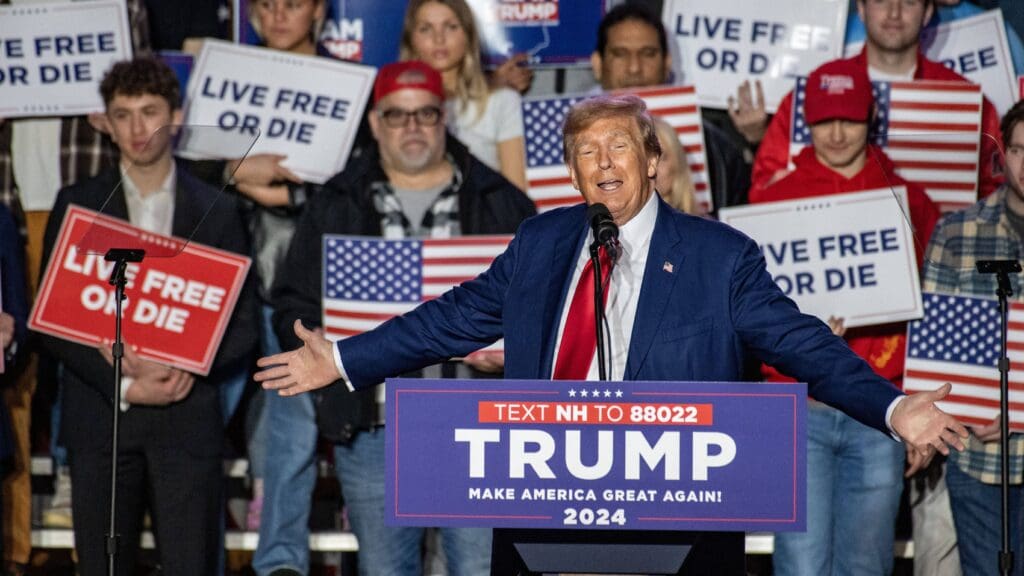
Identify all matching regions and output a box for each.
[29,206,251,376]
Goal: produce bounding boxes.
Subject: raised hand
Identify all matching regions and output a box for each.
[727,80,768,145]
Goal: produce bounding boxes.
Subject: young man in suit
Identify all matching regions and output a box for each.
[38,57,258,576]
[257,93,969,575]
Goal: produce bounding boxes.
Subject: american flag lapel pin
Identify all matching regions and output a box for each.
[663,261,674,274]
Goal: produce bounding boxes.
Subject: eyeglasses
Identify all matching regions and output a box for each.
[254,0,311,13]
[378,106,443,128]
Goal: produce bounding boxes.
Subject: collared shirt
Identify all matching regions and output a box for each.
[119,163,176,236]
[923,185,1024,484]
[117,162,176,411]
[550,191,658,381]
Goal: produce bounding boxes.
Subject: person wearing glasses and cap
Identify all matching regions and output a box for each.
[268,60,535,576]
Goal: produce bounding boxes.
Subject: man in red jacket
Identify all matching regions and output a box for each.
[753,0,1002,202]
[751,58,941,576]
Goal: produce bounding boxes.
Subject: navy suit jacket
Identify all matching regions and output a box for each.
[339,196,901,433]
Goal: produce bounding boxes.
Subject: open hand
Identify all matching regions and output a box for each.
[255,320,341,396]
[727,80,768,145]
[891,383,969,463]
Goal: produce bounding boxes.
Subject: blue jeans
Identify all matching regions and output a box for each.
[252,306,318,576]
[946,457,1024,576]
[773,401,905,576]
[334,427,492,576]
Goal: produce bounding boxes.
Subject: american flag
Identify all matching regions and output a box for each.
[523,85,710,213]
[321,235,510,347]
[790,78,983,211]
[904,292,1024,431]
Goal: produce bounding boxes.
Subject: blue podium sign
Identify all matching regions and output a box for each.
[386,379,806,532]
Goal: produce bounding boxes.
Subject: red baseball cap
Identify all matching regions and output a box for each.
[373,61,445,106]
[803,59,873,125]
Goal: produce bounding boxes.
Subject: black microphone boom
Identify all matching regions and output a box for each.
[587,203,620,260]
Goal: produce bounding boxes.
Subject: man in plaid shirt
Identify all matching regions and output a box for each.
[922,100,1024,576]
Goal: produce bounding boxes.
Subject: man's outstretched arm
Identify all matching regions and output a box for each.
[256,320,342,396]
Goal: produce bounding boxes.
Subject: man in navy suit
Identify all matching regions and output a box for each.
[256,94,969,570]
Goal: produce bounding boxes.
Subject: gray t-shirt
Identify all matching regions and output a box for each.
[393,182,448,234]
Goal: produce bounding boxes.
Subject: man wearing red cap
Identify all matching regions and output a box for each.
[750,59,940,576]
[752,0,1002,202]
[269,60,535,576]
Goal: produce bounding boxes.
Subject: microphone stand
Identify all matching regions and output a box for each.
[104,247,145,576]
[590,240,616,382]
[976,259,1020,576]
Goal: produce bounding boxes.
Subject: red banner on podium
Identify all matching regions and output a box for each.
[30,206,251,376]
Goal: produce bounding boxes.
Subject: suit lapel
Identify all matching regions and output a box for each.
[170,166,204,238]
[537,207,588,379]
[624,200,685,380]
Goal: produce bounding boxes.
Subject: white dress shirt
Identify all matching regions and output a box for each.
[550,192,659,381]
[118,162,176,410]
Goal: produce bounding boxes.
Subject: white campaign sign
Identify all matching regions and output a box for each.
[663,0,847,113]
[846,10,1016,116]
[0,0,132,118]
[719,188,923,328]
[180,40,376,184]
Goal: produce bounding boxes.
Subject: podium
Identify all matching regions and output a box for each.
[385,378,806,575]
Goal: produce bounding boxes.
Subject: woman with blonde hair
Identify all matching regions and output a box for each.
[653,116,702,216]
[400,0,529,191]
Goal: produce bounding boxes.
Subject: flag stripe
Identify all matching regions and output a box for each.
[322,235,511,349]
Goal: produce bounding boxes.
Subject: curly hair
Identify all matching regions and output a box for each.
[100,57,181,110]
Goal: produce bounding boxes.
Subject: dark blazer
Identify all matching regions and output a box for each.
[339,195,902,434]
[39,162,259,453]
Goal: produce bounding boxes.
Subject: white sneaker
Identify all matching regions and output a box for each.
[42,465,73,528]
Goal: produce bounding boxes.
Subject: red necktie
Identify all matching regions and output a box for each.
[553,246,613,380]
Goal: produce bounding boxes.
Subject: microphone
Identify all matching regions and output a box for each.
[587,203,619,260]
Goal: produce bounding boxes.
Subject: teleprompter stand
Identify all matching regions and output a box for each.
[976,259,1020,576]
[105,248,145,576]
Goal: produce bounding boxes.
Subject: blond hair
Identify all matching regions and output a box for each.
[653,117,699,215]
[562,94,661,165]
[400,0,490,121]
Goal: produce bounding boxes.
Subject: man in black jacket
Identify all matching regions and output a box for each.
[38,58,258,576]
[266,61,535,576]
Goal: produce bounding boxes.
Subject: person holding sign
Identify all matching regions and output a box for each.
[400,0,529,192]
[921,99,1024,576]
[256,93,970,575]
[268,61,534,576]
[753,0,1003,199]
[36,58,258,576]
[588,3,752,211]
[749,59,940,576]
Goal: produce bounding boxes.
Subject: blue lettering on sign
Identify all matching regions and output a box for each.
[941,46,999,75]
